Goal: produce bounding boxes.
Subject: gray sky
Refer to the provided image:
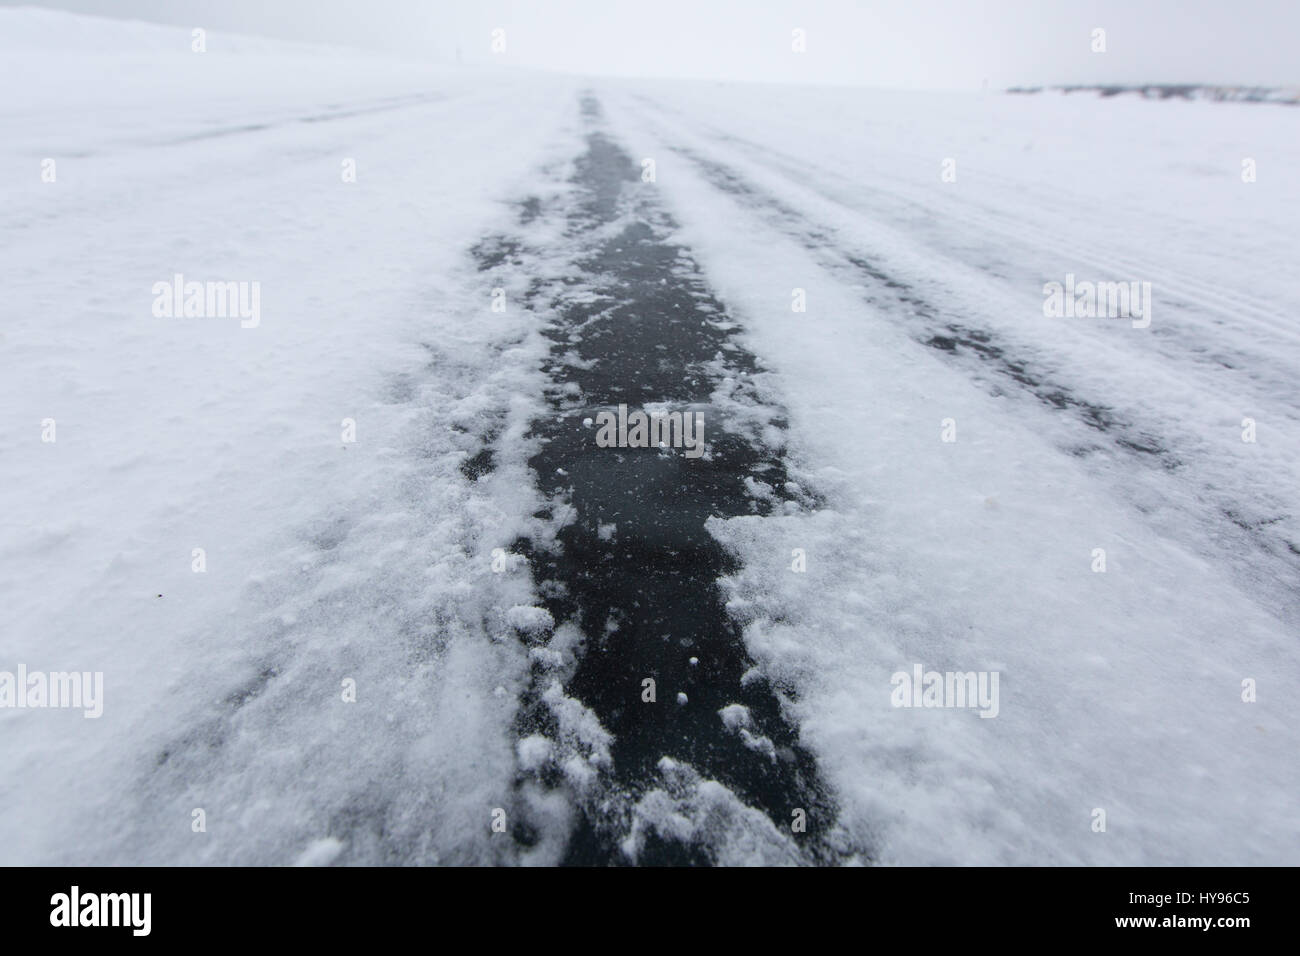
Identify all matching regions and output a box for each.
[5,0,1298,89]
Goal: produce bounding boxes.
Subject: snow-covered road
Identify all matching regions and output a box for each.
[2,10,1297,866]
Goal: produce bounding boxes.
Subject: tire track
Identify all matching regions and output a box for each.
[611,107,1300,604]
[500,95,843,865]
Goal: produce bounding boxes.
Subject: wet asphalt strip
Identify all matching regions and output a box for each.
[500,97,838,865]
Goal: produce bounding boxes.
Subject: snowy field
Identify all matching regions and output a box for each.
[1,8,1297,865]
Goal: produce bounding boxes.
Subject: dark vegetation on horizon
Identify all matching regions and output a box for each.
[1007,83,1298,104]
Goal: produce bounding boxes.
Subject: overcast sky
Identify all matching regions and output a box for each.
[4,0,1298,89]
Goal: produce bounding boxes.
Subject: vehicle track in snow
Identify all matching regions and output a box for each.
[612,101,1300,617]
[481,95,843,865]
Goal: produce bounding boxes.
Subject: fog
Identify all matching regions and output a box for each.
[3,0,1298,89]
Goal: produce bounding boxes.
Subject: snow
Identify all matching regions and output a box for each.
[602,80,1300,864]
[621,757,802,866]
[505,605,555,637]
[293,836,345,867]
[0,8,580,865]
[718,703,752,731]
[516,735,553,772]
[4,7,1298,866]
